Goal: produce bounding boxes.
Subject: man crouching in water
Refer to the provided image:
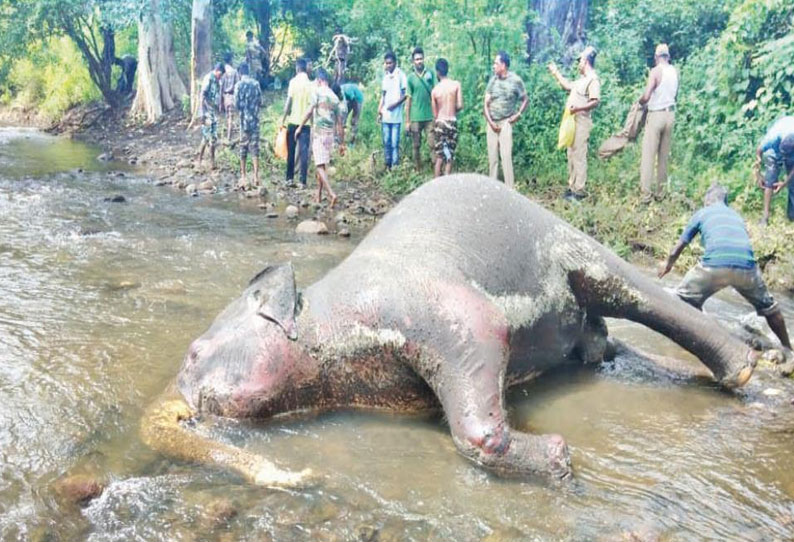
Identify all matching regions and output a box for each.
[659,183,794,375]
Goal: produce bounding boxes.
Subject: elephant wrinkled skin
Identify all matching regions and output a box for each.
[142,174,756,486]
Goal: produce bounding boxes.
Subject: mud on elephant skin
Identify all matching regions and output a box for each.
[142,174,757,486]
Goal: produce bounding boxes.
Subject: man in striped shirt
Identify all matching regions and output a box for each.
[659,184,791,357]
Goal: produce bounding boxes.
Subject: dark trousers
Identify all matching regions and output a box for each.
[286,124,310,185]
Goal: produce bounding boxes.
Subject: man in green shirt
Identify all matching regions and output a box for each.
[406,47,436,171]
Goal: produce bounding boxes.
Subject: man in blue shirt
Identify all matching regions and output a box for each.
[755,116,794,225]
[340,81,364,145]
[659,184,791,356]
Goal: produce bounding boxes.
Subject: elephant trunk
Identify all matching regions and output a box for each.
[140,385,313,488]
[568,261,756,387]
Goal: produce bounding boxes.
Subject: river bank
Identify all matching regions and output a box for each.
[55,101,394,237]
[9,99,794,291]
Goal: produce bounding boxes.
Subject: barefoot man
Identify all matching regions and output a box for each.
[195,63,224,171]
[295,68,345,208]
[431,58,463,177]
[234,62,262,190]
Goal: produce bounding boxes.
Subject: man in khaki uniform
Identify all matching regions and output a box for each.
[548,46,601,200]
[639,43,679,203]
[483,51,528,189]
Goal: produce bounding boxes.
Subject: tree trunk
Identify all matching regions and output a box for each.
[131,0,188,123]
[526,0,588,65]
[61,18,119,108]
[190,0,213,118]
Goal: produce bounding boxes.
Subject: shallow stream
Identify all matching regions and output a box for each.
[0,128,792,542]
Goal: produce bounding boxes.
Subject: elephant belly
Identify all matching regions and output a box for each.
[505,309,585,386]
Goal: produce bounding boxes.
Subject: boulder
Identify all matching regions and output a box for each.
[185,184,198,195]
[285,205,299,219]
[296,220,329,235]
[198,180,215,192]
[54,474,105,505]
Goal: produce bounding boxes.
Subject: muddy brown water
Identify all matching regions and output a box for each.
[1,128,793,542]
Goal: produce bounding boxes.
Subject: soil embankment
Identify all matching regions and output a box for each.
[64,102,394,236]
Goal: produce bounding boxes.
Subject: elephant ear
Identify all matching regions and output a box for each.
[250,263,299,340]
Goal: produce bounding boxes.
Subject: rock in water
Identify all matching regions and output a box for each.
[103,195,126,203]
[296,220,329,235]
[54,474,105,505]
[285,205,299,219]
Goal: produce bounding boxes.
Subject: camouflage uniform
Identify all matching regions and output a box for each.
[200,71,221,144]
[234,75,262,160]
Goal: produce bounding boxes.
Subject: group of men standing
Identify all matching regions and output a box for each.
[280,58,355,207]
[376,49,463,177]
[194,40,264,189]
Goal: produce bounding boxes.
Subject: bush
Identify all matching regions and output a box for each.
[6,37,100,119]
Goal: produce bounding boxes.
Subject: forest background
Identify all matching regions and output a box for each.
[1,0,793,286]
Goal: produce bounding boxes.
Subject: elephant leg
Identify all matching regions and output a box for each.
[439,365,572,480]
[567,267,756,388]
[412,282,571,480]
[140,385,312,488]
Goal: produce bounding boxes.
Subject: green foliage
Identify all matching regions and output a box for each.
[2,0,794,283]
[5,37,100,118]
[678,0,794,167]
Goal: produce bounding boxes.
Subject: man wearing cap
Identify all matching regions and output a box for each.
[638,44,679,203]
[756,116,794,225]
[659,183,792,365]
[548,46,601,200]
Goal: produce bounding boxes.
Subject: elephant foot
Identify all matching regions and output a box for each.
[719,350,757,388]
[541,434,573,481]
[490,432,573,481]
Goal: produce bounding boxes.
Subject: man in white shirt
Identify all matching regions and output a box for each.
[638,43,679,203]
[377,51,407,170]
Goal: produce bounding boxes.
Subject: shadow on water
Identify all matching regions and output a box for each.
[0,129,792,542]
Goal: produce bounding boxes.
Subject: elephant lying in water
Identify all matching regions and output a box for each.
[142,174,756,486]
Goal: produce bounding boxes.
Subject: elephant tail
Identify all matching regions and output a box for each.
[140,385,314,488]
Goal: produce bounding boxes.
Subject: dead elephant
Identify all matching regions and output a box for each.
[142,174,756,486]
